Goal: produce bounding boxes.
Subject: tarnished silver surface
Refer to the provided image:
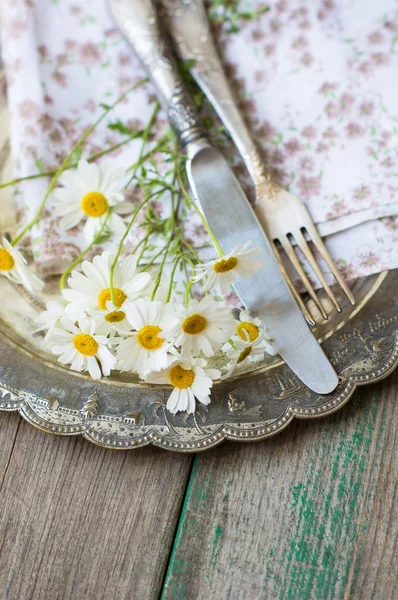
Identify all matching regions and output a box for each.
[108,0,339,393]
[0,270,397,452]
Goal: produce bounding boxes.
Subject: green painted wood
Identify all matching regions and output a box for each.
[161,373,398,600]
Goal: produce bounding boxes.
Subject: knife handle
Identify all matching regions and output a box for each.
[107,0,206,148]
[160,0,271,199]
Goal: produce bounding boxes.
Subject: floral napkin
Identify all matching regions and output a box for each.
[1,0,398,283]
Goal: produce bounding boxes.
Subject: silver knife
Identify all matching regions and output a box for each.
[107,0,338,394]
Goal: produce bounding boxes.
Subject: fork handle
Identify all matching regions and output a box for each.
[107,0,206,148]
[160,0,272,198]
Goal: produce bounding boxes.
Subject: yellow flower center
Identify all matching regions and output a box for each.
[105,310,126,323]
[237,322,259,342]
[73,333,98,356]
[137,325,163,351]
[182,314,207,335]
[0,249,15,271]
[98,288,127,310]
[213,256,238,273]
[81,191,108,217]
[168,364,195,389]
[237,345,252,364]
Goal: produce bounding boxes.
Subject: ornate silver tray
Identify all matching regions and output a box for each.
[0,268,397,452]
[1,68,397,452]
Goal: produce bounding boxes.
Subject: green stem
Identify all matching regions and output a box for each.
[150,237,173,301]
[123,102,161,190]
[125,136,168,174]
[130,231,152,256]
[11,79,147,247]
[177,170,224,257]
[139,243,168,271]
[180,237,201,264]
[183,256,197,307]
[183,262,191,302]
[59,209,111,291]
[228,337,237,350]
[109,186,170,303]
[87,137,140,162]
[137,236,150,266]
[150,194,176,300]
[166,256,181,303]
[0,135,169,192]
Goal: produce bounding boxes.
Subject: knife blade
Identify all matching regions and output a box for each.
[107,0,338,393]
[187,147,338,393]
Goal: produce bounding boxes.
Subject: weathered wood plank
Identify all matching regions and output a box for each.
[0,422,192,600]
[0,412,21,484]
[162,373,398,600]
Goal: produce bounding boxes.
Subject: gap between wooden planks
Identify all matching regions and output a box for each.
[0,372,397,600]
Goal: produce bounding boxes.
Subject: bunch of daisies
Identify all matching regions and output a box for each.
[33,248,276,415]
[0,158,277,415]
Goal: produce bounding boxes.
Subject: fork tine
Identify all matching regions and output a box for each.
[271,241,316,326]
[293,230,342,313]
[276,237,328,320]
[303,224,355,306]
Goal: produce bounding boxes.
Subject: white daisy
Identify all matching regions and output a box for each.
[52,158,131,242]
[116,298,177,376]
[33,300,66,345]
[145,357,221,414]
[221,317,277,378]
[193,241,263,295]
[234,309,276,356]
[221,336,266,378]
[49,315,116,380]
[0,237,44,292]
[89,299,131,337]
[63,251,151,317]
[172,297,236,358]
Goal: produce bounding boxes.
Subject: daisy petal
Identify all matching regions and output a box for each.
[86,355,102,380]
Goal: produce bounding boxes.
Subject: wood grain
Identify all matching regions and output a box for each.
[0,421,192,600]
[162,373,398,600]
[0,412,21,485]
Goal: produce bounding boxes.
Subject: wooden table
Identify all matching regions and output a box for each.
[0,66,397,600]
[0,370,396,600]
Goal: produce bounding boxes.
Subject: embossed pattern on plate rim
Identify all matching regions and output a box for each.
[0,270,397,452]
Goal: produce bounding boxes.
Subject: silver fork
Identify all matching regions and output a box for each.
[161,0,355,326]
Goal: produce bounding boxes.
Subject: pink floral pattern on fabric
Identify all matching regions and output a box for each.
[0,0,397,285]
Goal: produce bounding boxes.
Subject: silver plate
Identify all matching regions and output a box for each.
[0,269,397,452]
[1,76,397,452]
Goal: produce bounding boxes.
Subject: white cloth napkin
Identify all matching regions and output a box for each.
[1,0,398,284]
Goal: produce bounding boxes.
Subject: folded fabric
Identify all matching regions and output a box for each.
[0,0,398,281]
[230,0,398,227]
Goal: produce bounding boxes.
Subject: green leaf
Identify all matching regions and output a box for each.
[95,229,112,245]
[202,115,214,130]
[107,120,144,137]
[181,58,197,72]
[35,158,44,173]
[69,144,83,165]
